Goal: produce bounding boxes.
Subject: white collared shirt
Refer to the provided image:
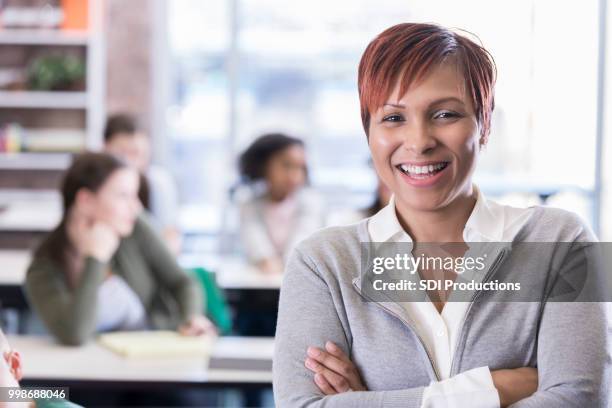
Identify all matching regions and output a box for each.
[367,185,534,408]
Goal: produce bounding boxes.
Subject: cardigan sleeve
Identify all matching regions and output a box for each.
[24,255,107,346]
[274,247,426,407]
[133,214,203,326]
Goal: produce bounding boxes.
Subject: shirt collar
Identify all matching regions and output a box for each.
[367,184,505,243]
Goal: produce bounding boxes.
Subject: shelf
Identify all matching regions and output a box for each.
[0,91,87,109]
[0,152,72,170]
[0,29,89,45]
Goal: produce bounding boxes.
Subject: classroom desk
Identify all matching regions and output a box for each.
[0,250,282,311]
[8,335,274,390]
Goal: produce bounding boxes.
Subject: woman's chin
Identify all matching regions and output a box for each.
[396,193,450,213]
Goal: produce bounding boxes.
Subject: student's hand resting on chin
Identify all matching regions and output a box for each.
[179,315,217,337]
[71,205,120,263]
[305,341,367,394]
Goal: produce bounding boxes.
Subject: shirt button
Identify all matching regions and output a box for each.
[436,330,445,337]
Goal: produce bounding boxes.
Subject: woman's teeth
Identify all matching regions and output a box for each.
[398,162,448,177]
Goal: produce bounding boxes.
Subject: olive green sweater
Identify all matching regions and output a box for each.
[24,214,203,346]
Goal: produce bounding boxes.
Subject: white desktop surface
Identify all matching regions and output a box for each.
[8,335,274,384]
[0,250,282,290]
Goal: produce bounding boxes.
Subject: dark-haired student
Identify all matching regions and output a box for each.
[103,113,181,254]
[24,152,215,346]
[238,133,324,274]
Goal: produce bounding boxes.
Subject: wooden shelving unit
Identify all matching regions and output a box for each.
[0,90,88,109]
[0,0,105,172]
[0,29,89,46]
[0,152,72,171]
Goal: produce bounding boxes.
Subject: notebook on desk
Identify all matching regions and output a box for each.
[98,331,214,358]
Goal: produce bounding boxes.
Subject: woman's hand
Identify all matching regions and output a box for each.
[179,315,217,337]
[257,257,284,275]
[491,367,538,407]
[83,221,120,262]
[305,341,367,394]
[70,207,119,263]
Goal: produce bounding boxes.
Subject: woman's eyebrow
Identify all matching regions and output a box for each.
[382,103,406,109]
[383,97,465,110]
[429,96,465,106]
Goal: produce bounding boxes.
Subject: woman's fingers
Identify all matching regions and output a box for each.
[307,346,365,391]
[324,342,367,391]
[324,341,350,362]
[314,373,337,395]
[305,358,351,394]
[307,347,348,375]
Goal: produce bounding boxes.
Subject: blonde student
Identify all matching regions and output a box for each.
[25,153,215,346]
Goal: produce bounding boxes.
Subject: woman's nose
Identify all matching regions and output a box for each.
[402,121,437,154]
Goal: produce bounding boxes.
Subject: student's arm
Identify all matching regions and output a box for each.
[274,247,425,407]
[134,215,203,325]
[24,256,106,346]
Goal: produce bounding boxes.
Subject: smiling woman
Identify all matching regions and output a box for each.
[273,23,609,408]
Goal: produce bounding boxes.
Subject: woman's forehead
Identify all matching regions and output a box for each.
[384,62,469,106]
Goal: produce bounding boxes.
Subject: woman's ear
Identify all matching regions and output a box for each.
[479,132,488,150]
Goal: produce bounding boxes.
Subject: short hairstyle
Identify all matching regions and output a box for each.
[238,133,304,182]
[358,23,496,143]
[103,113,140,142]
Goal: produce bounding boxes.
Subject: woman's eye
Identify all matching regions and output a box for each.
[434,111,459,120]
[382,114,404,123]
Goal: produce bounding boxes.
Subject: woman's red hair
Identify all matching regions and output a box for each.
[358,23,496,143]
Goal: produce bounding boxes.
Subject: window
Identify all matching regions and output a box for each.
[165,0,602,251]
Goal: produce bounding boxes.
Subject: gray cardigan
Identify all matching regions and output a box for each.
[273,206,610,407]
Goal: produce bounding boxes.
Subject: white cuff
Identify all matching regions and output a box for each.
[421,366,500,408]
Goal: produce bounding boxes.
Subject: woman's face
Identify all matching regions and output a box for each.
[265,144,307,200]
[368,61,480,213]
[105,132,151,173]
[81,168,142,236]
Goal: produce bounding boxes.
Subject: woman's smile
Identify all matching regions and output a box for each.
[395,160,451,187]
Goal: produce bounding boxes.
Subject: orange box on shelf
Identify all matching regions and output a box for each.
[61,0,89,31]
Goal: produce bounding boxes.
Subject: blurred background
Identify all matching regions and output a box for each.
[0,0,611,407]
[0,0,610,251]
